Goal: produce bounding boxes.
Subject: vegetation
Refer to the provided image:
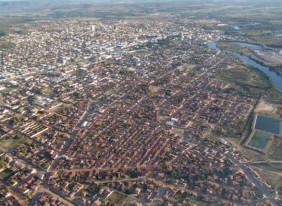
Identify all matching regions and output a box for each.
[106,191,127,205]
[216,64,274,97]
[269,138,282,161]
[255,163,282,173]
[217,42,282,76]
[217,42,246,54]
[0,154,5,168]
[0,134,25,152]
[131,50,150,56]
[278,186,282,195]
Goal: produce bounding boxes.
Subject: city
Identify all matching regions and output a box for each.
[0,0,282,205]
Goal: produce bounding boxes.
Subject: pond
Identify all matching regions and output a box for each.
[255,115,281,135]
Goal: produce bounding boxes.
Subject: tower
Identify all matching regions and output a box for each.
[92,25,95,32]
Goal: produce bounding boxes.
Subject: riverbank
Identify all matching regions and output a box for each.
[217,42,282,77]
[208,42,282,92]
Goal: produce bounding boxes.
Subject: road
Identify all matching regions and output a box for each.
[182,138,280,206]
[224,152,279,206]
[29,186,76,206]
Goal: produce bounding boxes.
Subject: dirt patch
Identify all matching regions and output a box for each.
[149,85,161,93]
[180,63,197,71]
[106,191,128,205]
[170,128,184,137]
[255,100,278,116]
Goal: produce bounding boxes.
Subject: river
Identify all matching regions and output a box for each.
[208,42,282,92]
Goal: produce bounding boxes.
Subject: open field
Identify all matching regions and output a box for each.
[255,163,282,173]
[240,147,267,162]
[217,42,245,54]
[106,191,128,205]
[131,49,150,56]
[215,63,273,97]
[269,138,282,161]
[0,135,25,152]
[252,167,282,194]
[149,85,161,93]
[180,64,197,71]
[255,100,279,116]
[217,42,282,76]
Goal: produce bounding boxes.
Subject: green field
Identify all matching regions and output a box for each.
[217,42,246,54]
[0,134,25,152]
[248,130,272,150]
[269,138,282,160]
[216,64,273,97]
[131,49,150,56]
[106,191,127,205]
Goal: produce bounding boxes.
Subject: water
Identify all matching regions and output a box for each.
[255,115,281,135]
[208,42,282,91]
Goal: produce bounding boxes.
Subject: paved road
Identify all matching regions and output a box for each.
[184,140,280,206]
[224,153,279,206]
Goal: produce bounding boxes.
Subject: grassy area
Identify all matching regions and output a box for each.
[240,147,267,162]
[279,186,282,196]
[217,42,245,54]
[216,64,273,97]
[106,191,127,205]
[218,42,282,76]
[0,25,12,36]
[180,63,197,71]
[278,106,282,118]
[0,155,5,168]
[252,167,282,194]
[131,49,150,56]
[255,163,282,173]
[0,168,14,180]
[269,138,282,161]
[0,134,25,152]
[243,30,282,46]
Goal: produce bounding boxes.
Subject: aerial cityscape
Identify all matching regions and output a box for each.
[0,0,282,205]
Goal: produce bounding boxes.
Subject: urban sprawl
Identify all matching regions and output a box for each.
[0,16,281,206]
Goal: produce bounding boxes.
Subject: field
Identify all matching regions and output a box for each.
[106,191,128,205]
[215,64,273,97]
[217,42,282,76]
[0,134,25,152]
[240,148,267,162]
[269,138,282,161]
[247,131,272,150]
[180,64,197,71]
[217,42,246,54]
[255,100,279,116]
[252,167,282,195]
[131,49,150,56]
[254,163,282,173]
